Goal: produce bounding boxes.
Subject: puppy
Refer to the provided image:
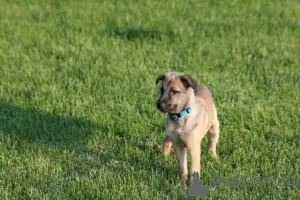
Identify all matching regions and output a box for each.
[156,72,220,180]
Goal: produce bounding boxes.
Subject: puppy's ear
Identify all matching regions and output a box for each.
[180,74,198,88]
[156,72,166,84]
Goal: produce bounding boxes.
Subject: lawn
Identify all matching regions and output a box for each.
[0,0,299,199]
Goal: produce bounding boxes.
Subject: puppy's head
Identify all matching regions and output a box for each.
[156,72,197,113]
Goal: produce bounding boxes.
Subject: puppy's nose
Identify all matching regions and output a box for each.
[157,102,162,110]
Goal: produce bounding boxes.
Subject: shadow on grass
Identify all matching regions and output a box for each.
[107,26,175,41]
[0,101,96,149]
[0,100,172,172]
[0,101,178,198]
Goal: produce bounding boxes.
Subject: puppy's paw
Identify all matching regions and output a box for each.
[181,173,188,181]
[208,150,217,158]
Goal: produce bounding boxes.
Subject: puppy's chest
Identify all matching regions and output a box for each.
[167,121,184,133]
[166,119,195,138]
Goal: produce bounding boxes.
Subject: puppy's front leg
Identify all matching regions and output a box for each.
[174,145,188,180]
[163,136,172,157]
[189,144,201,181]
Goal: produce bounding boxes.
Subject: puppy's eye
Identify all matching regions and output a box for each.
[171,90,180,95]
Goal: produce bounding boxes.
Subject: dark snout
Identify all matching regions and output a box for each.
[156,100,163,111]
[156,99,177,113]
[156,101,161,110]
[156,99,167,113]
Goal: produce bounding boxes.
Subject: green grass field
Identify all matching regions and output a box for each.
[0,0,299,199]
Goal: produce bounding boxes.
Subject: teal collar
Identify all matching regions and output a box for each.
[169,105,192,121]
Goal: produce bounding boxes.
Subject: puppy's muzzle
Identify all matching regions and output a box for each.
[157,102,163,110]
[157,101,166,112]
[157,101,177,113]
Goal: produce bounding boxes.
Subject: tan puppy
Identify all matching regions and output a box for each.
[156,72,220,180]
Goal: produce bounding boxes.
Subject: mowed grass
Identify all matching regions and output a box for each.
[0,0,299,199]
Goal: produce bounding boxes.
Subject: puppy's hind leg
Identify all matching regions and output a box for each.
[208,121,219,158]
[208,106,220,158]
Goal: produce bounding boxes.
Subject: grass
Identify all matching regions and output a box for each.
[0,0,299,199]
